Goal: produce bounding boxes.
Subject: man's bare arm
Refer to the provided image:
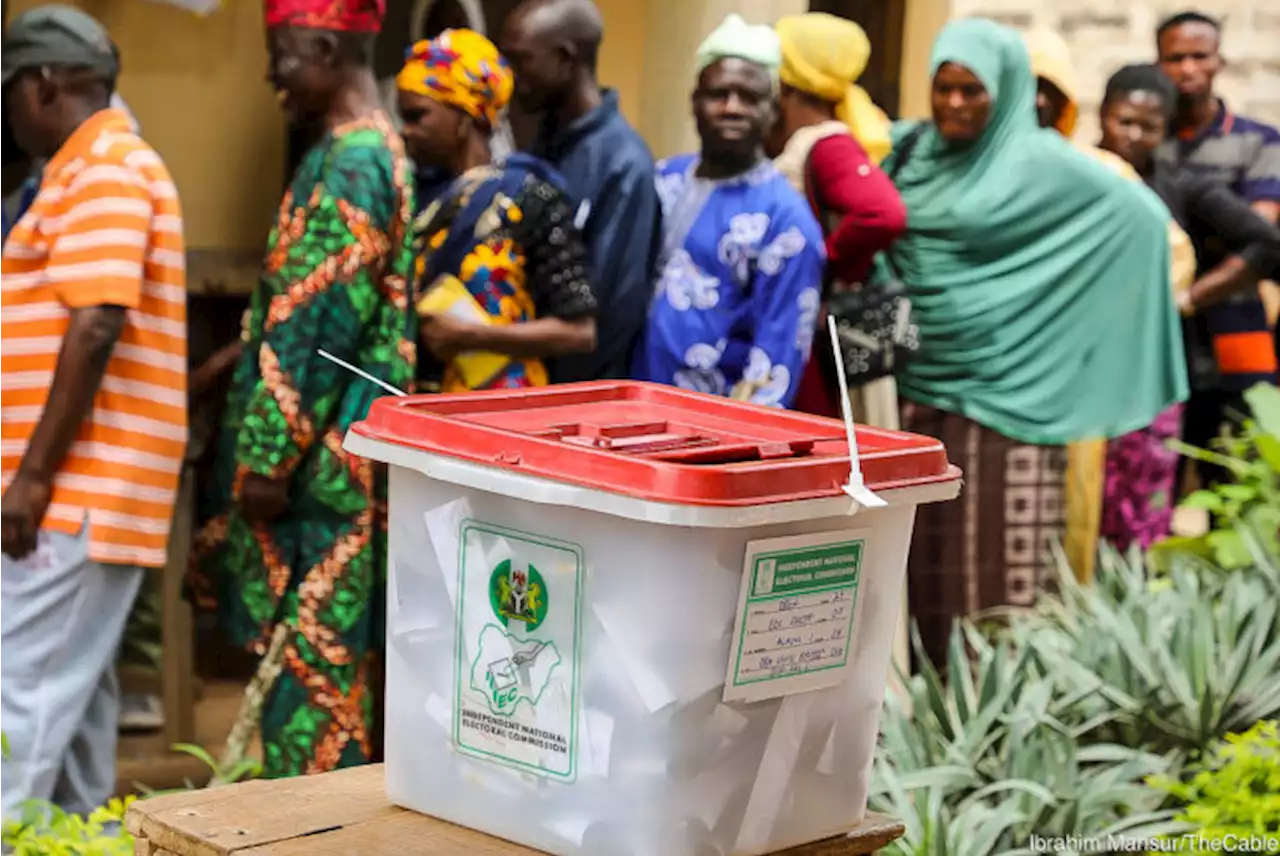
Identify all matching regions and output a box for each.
[468,316,596,358]
[1251,200,1279,225]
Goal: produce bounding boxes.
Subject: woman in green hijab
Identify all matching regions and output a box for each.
[889,19,1187,666]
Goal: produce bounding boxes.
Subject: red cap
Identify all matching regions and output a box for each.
[264,0,385,33]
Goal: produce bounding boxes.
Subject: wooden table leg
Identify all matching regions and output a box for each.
[161,465,197,746]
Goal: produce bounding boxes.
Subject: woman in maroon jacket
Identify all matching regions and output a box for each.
[767,13,908,422]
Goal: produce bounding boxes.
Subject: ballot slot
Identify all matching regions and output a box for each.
[527,421,822,464]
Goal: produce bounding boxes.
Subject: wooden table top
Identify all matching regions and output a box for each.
[126,763,905,855]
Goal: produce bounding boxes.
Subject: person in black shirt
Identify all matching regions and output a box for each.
[1099,63,1280,486]
[1101,66,1280,298]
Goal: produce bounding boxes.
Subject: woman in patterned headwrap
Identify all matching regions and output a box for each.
[396,29,598,392]
[190,0,415,777]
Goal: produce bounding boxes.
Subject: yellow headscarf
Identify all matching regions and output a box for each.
[395,29,514,129]
[1024,29,1080,136]
[775,13,891,164]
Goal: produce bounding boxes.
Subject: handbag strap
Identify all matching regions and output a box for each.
[885,122,929,183]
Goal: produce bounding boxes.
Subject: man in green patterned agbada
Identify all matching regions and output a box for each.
[190,0,415,777]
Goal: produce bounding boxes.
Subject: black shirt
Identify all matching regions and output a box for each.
[414,170,598,385]
[1146,166,1280,390]
[529,90,662,383]
[417,171,598,321]
[1148,168,1280,279]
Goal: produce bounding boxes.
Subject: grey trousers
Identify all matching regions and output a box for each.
[1,524,144,820]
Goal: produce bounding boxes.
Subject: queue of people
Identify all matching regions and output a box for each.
[901,14,1279,661]
[3,0,1280,816]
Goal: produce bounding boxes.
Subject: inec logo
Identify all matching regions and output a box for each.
[489,559,548,631]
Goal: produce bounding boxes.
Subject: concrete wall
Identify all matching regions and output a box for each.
[633,0,953,156]
[9,0,953,253]
[948,0,1280,144]
[637,0,810,159]
[8,0,647,255]
[900,0,952,119]
[10,0,285,252]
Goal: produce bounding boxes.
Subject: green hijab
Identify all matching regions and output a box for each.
[885,18,1187,445]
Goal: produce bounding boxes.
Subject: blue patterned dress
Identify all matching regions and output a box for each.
[631,155,826,409]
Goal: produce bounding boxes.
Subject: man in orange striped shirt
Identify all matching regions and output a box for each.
[1,6,186,820]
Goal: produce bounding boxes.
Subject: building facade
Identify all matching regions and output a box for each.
[951,0,1280,144]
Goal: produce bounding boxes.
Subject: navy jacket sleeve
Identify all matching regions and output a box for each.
[558,155,662,382]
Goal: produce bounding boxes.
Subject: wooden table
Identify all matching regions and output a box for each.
[126,763,905,855]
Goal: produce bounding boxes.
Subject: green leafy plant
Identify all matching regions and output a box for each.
[1,734,138,852]
[1156,382,1280,571]
[1,796,135,855]
[1148,720,1280,847]
[870,621,1184,855]
[0,731,260,854]
[1016,547,1280,756]
[135,743,262,795]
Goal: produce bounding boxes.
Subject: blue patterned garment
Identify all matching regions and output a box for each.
[2,174,40,242]
[632,154,826,409]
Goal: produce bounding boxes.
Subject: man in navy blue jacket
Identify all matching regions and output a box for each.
[502,0,661,383]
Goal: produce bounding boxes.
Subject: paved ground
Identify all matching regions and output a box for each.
[116,680,253,795]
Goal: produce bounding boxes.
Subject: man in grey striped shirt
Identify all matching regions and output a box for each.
[1155,10,1280,486]
[1156,11,1280,222]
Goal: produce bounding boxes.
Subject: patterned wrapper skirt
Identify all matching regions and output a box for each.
[1100,403,1185,552]
[901,400,1066,668]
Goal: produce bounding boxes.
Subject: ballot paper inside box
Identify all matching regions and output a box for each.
[345,381,960,856]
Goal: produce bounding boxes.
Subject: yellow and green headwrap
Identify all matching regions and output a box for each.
[395,29,514,129]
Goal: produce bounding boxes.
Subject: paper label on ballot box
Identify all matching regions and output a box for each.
[452,520,584,781]
[723,530,866,704]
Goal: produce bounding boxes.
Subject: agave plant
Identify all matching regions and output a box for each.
[872,384,1280,848]
[872,620,1185,853]
[878,623,1041,780]
[1020,545,1280,756]
[872,762,1042,856]
[995,731,1183,843]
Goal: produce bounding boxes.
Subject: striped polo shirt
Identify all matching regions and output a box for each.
[1,108,187,568]
[1156,100,1280,390]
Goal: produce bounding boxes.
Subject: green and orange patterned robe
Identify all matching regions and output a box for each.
[190,113,415,777]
